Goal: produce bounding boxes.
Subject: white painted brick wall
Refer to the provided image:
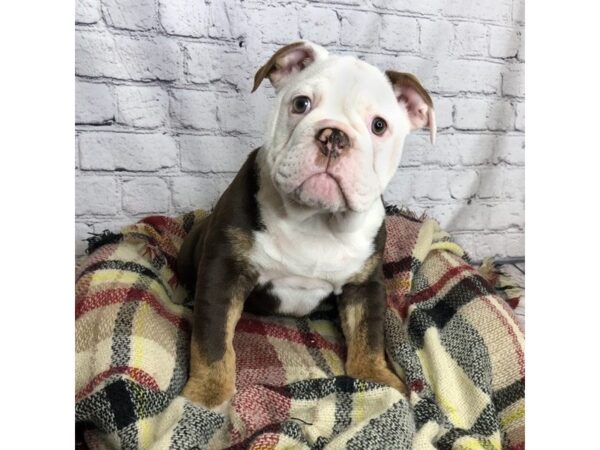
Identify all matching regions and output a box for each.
[75,0,525,261]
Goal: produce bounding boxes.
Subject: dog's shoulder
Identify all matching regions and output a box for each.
[177,148,263,288]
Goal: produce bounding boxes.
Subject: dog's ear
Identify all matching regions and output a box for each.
[252,41,329,93]
[385,71,437,144]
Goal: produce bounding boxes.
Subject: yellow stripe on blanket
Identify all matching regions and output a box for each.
[500,401,525,429]
[452,432,502,450]
[132,302,151,448]
[417,328,490,430]
[88,270,164,292]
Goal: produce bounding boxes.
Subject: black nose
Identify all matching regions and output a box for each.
[316,128,350,158]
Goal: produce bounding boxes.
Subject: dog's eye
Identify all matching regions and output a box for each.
[292,96,311,114]
[371,117,387,136]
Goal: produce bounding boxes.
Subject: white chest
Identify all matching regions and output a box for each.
[248,205,384,316]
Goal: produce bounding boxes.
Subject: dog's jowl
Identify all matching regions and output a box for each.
[177,41,436,408]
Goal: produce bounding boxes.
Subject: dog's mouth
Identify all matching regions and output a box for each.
[292,172,350,211]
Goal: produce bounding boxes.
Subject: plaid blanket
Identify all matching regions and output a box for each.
[75,208,525,450]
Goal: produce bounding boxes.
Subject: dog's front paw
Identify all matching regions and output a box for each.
[182,362,236,409]
[347,362,408,396]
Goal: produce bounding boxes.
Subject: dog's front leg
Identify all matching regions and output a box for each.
[182,262,255,408]
[338,276,408,395]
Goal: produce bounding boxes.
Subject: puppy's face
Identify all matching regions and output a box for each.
[254,42,436,214]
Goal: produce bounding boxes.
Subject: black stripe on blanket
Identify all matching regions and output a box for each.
[407,274,494,348]
[76,260,170,294]
[492,378,525,412]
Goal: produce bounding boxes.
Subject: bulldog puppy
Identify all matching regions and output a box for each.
[177,41,436,408]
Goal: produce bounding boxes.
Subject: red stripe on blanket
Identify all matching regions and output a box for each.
[506,443,525,450]
[139,215,186,239]
[76,288,190,332]
[230,385,291,446]
[76,366,159,401]
[236,318,345,356]
[409,264,476,304]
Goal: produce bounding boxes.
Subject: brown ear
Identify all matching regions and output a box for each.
[252,41,328,93]
[385,71,437,144]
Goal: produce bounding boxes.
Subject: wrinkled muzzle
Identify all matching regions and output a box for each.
[272,120,380,213]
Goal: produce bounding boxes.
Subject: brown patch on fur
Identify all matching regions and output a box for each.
[225,227,255,265]
[339,302,407,395]
[183,288,246,407]
[252,41,309,92]
[385,71,433,109]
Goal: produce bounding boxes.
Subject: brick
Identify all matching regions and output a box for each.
[434,59,500,94]
[424,204,456,229]
[505,233,524,257]
[76,0,101,24]
[380,16,419,52]
[79,132,178,171]
[75,222,93,257]
[413,169,450,201]
[172,174,235,212]
[451,233,476,256]
[473,233,505,259]
[75,135,80,169]
[515,102,525,131]
[454,98,489,130]
[103,0,157,31]
[449,170,480,199]
[487,99,514,130]
[208,1,248,39]
[180,136,251,172]
[503,168,525,200]
[477,168,504,199]
[371,0,440,15]
[419,20,454,57]
[217,93,272,135]
[364,54,436,89]
[432,96,453,129]
[186,44,248,89]
[502,66,524,97]
[452,22,488,57]
[76,31,182,81]
[93,218,132,233]
[517,29,525,61]
[487,202,523,230]
[253,7,300,44]
[340,11,381,48]
[76,81,115,124]
[169,89,218,130]
[159,0,208,37]
[115,85,168,128]
[308,0,362,6]
[76,176,120,215]
[513,0,525,24]
[299,6,340,46]
[383,170,413,203]
[402,132,458,166]
[449,204,491,231]
[494,135,524,165]
[122,177,170,214]
[442,0,512,23]
[442,134,497,166]
[450,233,471,259]
[489,26,520,58]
